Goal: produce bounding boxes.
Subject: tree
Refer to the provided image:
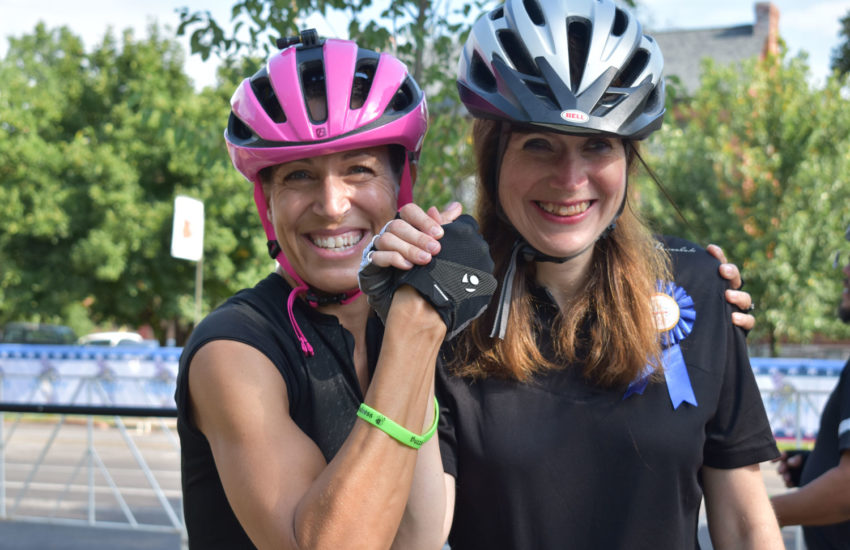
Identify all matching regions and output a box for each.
[639,49,850,355]
[0,24,268,342]
[832,9,850,77]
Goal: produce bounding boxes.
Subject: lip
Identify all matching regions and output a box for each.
[532,200,594,224]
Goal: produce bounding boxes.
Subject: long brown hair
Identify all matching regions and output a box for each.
[449,119,671,388]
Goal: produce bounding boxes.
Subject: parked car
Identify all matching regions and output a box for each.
[77,331,156,347]
[1,322,77,345]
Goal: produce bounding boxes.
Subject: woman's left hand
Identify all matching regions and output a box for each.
[707,244,755,332]
[366,202,463,270]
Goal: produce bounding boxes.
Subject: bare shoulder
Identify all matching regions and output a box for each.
[188,340,289,438]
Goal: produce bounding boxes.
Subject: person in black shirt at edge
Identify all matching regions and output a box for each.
[772,223,850,549]
[176,19,755,550]
[361,0,782,548]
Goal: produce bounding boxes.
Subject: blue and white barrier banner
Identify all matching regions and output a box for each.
[0,345,846,437]
[0,344,181,409]
[751,357,845,440]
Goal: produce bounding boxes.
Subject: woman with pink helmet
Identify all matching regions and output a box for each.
[174,30,495,549]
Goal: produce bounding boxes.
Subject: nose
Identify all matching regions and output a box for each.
[552,151,589,189]
[314,174,351,219]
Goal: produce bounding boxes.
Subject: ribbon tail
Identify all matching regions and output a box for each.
[623,372,651,400]
[663,345,697,409]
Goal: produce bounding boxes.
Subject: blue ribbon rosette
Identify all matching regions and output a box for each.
[624,281,698,409]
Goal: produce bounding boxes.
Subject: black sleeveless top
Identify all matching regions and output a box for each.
[175,273,382,548]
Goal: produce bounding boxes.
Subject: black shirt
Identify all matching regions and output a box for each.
[437,237,779,550]
[175,273,382,549]
[800,358,850,549]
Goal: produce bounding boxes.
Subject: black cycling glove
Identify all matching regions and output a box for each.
[359,214,497,340]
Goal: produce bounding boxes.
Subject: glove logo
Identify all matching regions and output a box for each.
[462,273,479,293]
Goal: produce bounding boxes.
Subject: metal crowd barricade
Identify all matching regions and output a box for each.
[0,343,184,542]
[751,357,845,445]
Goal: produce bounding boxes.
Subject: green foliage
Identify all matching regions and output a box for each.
[0,24,268,342]
[832,9,850,77]
[639,49,850,354]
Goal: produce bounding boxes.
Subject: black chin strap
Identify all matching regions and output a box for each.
[304,289,353,306]
[489,236,600,339]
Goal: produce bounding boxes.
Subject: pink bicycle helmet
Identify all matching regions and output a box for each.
[225,29,428,355]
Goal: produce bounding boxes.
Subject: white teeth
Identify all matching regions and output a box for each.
[538,201,590,216]
[311,231,363,251]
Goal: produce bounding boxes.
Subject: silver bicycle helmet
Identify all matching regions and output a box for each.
[457,0,665,139]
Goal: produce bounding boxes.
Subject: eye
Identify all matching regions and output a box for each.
[585,138,615,153]
[521,137,554,152]
[281,169,314,182]
[348,164,376,176]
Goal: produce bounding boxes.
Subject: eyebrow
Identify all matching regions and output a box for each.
[280,148,379,170]
[342,149,379,160]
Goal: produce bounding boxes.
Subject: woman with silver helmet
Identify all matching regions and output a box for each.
[362,0,782,547]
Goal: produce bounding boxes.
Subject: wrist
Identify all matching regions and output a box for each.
[388,286,446,332]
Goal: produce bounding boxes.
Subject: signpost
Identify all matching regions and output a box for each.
[170,196,205,325]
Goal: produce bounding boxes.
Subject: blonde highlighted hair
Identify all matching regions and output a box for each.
[449,119,671,388]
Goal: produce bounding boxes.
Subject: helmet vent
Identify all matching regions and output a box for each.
[300,60,328,122]
[489,6,504,20]
[644,85,661,112]
[567,20,590,92]
[497,30,540,77]
[611,8,628,37]
[250,76,287,123]
[522,0,545,25]
[351,58,378,110]
[614,49,649,87]
[227,112,254,140]
[470,51,498,92]
[390,77,416,112]
[526,80,558,109]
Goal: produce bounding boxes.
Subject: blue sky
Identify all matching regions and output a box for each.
[1,0,848,88]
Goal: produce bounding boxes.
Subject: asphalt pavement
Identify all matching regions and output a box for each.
[0,463,804,550]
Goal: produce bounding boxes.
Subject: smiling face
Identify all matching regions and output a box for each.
[264,146,398,294]
[497,130,627,262]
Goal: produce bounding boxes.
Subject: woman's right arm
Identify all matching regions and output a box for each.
[189,290,449,550]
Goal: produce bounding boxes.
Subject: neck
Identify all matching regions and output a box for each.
[318,293,371,335]
[534,247,595,310]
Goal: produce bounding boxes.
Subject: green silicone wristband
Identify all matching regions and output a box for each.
[357,397,439,449]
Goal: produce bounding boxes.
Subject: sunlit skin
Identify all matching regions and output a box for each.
[265,146,398,295]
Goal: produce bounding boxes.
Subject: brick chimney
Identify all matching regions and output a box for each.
[755,2,780,57]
